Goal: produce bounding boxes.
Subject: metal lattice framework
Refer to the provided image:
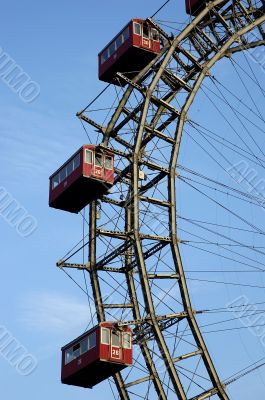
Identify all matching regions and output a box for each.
[60,1,265,399]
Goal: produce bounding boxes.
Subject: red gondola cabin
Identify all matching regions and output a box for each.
[61,322,133,388]
[98,19,161,84]
[186,0,206,15]
[186,0,226,16]
[49,145,114,213]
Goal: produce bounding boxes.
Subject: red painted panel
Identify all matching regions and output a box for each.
[82,145,114,184]
[131,22,160,54]
[99,324,133,365]
[142,38,151,49]
[82,145,94,179]
[100,343,110,361]
[152,40,160,53]
[104,153,114,184]
[92,166,104,179]
[132,32,142,48]
[110,346,122,360]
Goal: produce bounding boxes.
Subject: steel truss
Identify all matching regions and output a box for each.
[61,1,265,399]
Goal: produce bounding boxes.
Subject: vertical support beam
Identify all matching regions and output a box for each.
[89,201,130,400]
[125,195,168,400]
[89,201,104,321]
[131,93,187,399]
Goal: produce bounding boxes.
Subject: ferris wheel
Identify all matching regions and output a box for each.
[50,1,265,399]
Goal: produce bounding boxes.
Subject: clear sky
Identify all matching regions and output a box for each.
[0,1,264,399]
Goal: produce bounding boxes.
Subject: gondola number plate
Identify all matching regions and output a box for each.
[112,348,120,358]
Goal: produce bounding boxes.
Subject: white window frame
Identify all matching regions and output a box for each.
[105,155,113,170]
[151,28,159,42]
[142,24,150,39]
[123,332,132,349]
[85,149,93,164]
[133,22,141,36]
[95,153,103,167]
[101,327,110,345]
[111,331,120,347]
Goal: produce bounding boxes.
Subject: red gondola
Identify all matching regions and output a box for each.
[185,0,206,15]
[49,145,114,213]
[61,323,133,388]
[98,19,161,84]
[186,0,226,16]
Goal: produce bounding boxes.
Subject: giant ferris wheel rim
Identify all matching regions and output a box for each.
[60,1,265,399]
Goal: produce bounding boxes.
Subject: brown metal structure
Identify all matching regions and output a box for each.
[59,1,265,398]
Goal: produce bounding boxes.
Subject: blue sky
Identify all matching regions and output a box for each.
[0,1,265,399]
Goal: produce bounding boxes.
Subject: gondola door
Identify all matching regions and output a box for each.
[93,152,104,180]
[142,23,151,49]
[110,330,122,361]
